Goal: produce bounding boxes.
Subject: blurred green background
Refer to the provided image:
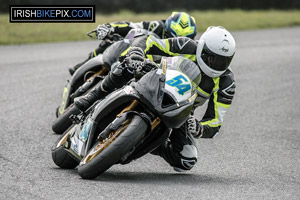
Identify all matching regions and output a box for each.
[1,0,300,44]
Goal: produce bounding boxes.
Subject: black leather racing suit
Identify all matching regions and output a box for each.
[129,35,236,138]
[127,35,236,171]
[92,20,166,57]
[70,20,167,74]
[79,34,236,171]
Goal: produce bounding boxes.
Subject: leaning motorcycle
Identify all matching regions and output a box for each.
[53,29,162,134]
[56,28,160,118]
[56,30,123,117]
[51,56,201,179]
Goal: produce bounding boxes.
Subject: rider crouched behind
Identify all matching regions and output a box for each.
[69,12,197,75]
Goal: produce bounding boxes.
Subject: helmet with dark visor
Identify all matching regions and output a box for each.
[201,43,234,71]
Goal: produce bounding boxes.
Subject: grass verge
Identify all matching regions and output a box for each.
[1,9,300,45]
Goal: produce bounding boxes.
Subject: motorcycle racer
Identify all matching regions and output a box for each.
[74,26,236,172]
[68,12,197,75]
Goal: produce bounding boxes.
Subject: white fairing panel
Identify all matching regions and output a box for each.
[164,69,192,103]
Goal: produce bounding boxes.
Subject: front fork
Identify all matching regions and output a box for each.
[118,100,161,132]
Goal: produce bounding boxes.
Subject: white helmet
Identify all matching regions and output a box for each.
[196,26,235,78]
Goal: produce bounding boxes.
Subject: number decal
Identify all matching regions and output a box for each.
[79,120,92,142]
[166,75,191,95]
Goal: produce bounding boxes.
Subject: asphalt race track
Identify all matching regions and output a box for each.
[0,27,300,200]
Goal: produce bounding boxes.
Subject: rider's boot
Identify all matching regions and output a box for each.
[74,63,134,111]
[74,81,108,111]
[151,125,198,172]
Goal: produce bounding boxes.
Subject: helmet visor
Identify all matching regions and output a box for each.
[201,44,234,71]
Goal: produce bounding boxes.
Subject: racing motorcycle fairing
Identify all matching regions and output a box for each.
[58,58,106,116]
[133,56,201,128]
[91,85,141,126]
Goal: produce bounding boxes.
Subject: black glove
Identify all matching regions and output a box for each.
[127,47,145,58]
[187,116,203,138]
[96,24,114,40]
[143,59,158,72]
[124,47,146,71]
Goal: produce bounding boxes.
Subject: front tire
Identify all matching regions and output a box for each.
[51,126,78,169]
[77,115,148,179]
[52,105,81,134]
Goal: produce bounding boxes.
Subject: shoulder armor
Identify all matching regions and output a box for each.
[145,20,164,38]
[219,69,236,98]
[169,37,197,54]
[148,21,160,32]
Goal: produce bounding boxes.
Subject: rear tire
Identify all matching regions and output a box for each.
[51,126,78,169]
[52,105,81,134]
[77,115,148,179]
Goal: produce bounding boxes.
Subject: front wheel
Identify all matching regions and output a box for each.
[51,125,79,169]
[52,105,81,134]
[77,115,148,179]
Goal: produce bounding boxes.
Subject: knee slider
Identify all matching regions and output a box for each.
[178,145,198,170]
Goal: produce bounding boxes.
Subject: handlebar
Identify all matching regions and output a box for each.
[86,29,123,42]
[120,56,158,73]
[86,29,97,38]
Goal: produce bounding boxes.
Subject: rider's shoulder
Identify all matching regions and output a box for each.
[219,68,235,90]
[221,68,235,80]
[171,36,196,44]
